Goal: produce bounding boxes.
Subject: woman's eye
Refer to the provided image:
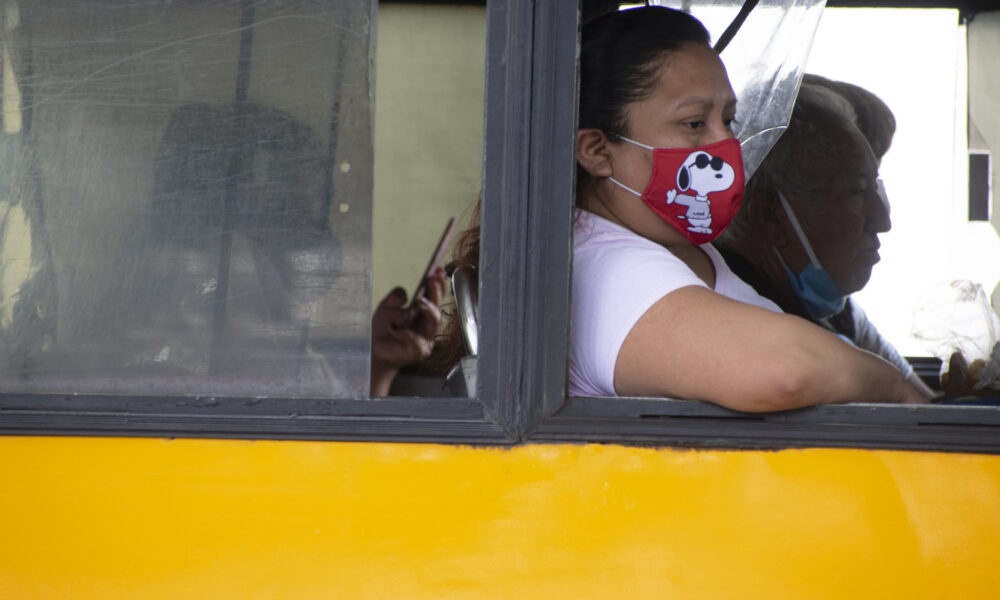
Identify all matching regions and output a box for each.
[682,121,705,130]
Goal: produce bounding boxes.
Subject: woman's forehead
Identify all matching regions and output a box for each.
[647,45,736,107]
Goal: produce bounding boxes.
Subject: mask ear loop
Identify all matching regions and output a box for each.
[613,134,655,151]
[606,134,654,198]
[775,189,823,269]
[608,177,643,198]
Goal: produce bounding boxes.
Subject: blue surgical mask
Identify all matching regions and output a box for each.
[775,190,847,320]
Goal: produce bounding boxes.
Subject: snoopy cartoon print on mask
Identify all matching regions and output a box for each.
[610,137,745,244]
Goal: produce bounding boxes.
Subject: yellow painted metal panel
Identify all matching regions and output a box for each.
[1,436,999,599]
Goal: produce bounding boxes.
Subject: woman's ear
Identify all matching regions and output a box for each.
[576,129,614,178]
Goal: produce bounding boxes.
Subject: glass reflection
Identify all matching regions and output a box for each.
[0,0,374,398]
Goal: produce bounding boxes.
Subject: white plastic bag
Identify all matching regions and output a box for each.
[912,280,1000,392]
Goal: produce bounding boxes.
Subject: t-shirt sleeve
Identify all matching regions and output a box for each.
[845,298,914,378]
[569,234,708,397]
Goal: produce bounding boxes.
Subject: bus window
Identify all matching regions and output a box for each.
[0,1,376,398]
[0,0,531,441]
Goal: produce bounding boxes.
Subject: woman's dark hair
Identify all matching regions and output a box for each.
[578,7,711,190]
[424,201,480,375]
[580,7,710,135]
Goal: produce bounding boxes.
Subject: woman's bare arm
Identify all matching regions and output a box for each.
[613,286,917,411]
[904,372,937,402]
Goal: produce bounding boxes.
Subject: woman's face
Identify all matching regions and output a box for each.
[601,44,738,244]
[623,44,737,149]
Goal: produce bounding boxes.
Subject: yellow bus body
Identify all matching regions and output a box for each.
[2,436,999,599]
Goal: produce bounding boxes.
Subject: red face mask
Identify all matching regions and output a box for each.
[609,136,745,245]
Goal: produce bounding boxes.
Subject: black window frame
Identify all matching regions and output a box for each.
[3,0,1000,456]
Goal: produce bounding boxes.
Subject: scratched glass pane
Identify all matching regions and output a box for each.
[0,1,374,398]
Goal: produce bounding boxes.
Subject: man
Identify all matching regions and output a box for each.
[718,80,936,400]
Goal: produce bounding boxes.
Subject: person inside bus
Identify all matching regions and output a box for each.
[120,100,445,398]
[151,101,444,397]
[562,6,929,409]
[715,79,936,400]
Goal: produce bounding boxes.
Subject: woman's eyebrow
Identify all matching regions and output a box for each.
[672,97,739,111]
[672,97,714,110]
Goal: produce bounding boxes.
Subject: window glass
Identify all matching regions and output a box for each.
[372,2,485,396]
[373,3,484,301]
[0,0,375,398]
[807,8,1000,358]
[595,3,999,400]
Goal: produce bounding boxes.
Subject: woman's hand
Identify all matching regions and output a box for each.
[370,266,446,396]
[902,373,936,404]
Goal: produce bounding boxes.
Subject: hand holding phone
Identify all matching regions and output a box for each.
[370,218,455,395]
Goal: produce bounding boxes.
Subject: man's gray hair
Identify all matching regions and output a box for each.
[804,74,896,160]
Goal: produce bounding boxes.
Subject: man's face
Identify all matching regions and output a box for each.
[785,126,890,295]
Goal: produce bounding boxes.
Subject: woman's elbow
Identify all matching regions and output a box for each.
[718,356,825,413]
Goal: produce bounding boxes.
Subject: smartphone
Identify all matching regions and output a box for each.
[408,217,457,309]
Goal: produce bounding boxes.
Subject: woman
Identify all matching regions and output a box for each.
[568,6,926,410]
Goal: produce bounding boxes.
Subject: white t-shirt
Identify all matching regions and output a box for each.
[569,210,782,397]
